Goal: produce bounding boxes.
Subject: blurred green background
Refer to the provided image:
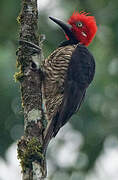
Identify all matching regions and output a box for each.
[0,0,118,179]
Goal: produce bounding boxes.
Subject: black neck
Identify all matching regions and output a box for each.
[59,39,79,47]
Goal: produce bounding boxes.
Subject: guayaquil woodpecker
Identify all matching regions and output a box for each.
[43,11,97,148]
[19,11,97,150]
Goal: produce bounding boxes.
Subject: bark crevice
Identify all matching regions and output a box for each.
[16,0,47,179]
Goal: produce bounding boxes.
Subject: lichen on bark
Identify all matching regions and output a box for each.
[16,0,47,179]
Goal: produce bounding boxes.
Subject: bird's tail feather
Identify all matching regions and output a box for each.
[43,114,58,154]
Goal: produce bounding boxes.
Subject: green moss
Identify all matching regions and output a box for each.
[17,15,21,24]
[16,60,20,69]
[21,102,24,108]
[17,137,43,172]
[14,71,24,82]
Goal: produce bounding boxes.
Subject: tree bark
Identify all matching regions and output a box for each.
[16,0,46,179]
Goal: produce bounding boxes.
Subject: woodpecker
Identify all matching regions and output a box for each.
[43,11,97,147]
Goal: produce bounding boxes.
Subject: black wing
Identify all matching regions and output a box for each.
[44,44,95,148]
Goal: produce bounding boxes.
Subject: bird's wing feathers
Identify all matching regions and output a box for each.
[44,44,95,147]
[53,44,95,136]
[53,81,86,136]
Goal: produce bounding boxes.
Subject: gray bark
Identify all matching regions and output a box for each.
[16,0,47,179]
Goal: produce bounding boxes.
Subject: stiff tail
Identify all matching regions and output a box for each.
[43,116,57,154]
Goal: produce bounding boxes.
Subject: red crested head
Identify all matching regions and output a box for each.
[67,11,97,46]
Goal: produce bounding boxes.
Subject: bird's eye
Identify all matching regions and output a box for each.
[76,21,83,28]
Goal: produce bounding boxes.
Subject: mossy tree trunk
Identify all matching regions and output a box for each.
[16,0,46,179]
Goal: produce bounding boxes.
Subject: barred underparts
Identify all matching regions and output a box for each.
[43,45,77,122]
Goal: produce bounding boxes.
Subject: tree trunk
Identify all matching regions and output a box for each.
[16,0,47,179]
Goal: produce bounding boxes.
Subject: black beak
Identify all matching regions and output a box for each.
[49,16,77,42]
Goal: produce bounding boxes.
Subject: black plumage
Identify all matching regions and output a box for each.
[43,42,95,148]
[53,44,95,135]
